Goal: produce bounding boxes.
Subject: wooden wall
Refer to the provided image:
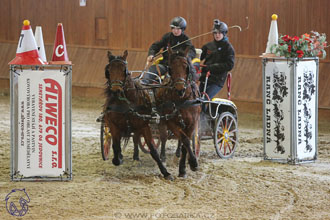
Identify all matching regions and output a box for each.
[1,0,329,58]
[1,0,330,110]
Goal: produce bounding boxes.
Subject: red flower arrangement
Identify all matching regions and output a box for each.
[271,31,328,59]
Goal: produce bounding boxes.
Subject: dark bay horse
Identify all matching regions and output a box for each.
[103,50,173,180]
[156,47,201,177]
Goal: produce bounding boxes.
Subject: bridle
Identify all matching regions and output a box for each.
[108,57,130,89]
[169,55,192,97]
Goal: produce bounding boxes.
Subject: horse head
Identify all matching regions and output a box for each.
[168,46,190,97]
[106,50,129,93]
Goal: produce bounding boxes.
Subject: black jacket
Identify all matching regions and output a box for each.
[148,32,196,66]
[200,38,235,86]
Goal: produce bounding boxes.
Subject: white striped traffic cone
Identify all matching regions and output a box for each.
[9,20,46,65]
[35,26,47,63]
[265,14,279,54]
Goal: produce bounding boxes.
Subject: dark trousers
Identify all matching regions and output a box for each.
[199,82,223,100]
[199,82,223,112]
[142,64,168,84]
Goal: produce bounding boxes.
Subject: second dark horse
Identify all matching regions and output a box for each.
[156,46,201,177]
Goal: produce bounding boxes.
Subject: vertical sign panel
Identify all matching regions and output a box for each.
[264,61,291,159]
[295,61,316,160]
[17,70,65,177]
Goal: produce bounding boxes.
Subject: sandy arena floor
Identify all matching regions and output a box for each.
[0,95,329,220]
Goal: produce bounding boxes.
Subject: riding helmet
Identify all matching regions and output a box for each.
[212,19,228,35]
[170,16,187,31]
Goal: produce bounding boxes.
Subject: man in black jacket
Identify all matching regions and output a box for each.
[144,16,197,82]
[199,19,235,99]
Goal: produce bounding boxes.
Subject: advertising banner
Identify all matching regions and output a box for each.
[17,69,65,177]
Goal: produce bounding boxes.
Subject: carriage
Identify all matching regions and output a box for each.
[98,60,238,161]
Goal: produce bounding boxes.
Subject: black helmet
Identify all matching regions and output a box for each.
[212,19,228,35]
[170,16,187,31]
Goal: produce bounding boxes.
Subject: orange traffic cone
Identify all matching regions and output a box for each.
[9,20,46,65]
[49,23,71,64]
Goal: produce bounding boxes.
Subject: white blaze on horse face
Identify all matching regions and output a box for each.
[55,45,65,57]
[172,59,187,92]
[109,63,126,92]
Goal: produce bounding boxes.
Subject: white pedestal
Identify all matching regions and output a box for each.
[262,58,318,164]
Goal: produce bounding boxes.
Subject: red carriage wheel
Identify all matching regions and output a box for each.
[138,134,161,154]
[192,121,201,159]
[100,121,111,161]
[214,112,238,159]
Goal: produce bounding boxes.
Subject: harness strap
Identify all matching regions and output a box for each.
[105,104,130,114]
[105,103,151,114]
[157,99,202,112]
[176,99,203,109]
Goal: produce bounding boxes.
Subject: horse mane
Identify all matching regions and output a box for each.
[169,49,187,65]
[134,79,153,106]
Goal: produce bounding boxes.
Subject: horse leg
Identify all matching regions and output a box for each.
[160,139,166,163]
[111,129,123,166]
[159,123,167,162]
[132,133,140,161]
[178,143,187,178]
[175,140,182,158]
[143,129,173,180]
[181,134,198,171]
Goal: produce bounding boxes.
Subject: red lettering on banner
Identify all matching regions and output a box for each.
[44,79,63,169]
[46,114,57,126]
[45,126,57,145]
[46,94,57,102]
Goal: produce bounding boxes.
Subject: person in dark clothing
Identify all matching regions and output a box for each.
[199,19,235,99]
[144,16,197,83]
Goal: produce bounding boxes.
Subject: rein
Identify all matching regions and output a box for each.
[153,54,201,127]
[105,53,200,125]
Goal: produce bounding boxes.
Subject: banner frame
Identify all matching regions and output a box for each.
[10,64,72,181]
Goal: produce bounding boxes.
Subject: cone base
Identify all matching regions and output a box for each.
[9,50,47,65]
[48,60,72,65]
[9,55,46,65]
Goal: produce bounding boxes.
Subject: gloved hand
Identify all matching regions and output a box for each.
[147,55,154,63]
[202,65,210,73]
[199,71,207,82]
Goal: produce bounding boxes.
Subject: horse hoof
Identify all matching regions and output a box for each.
[133,156,140,161]
[189,159,198,171]
[164,174,174,181]
[112,158,123,166]
[190,166,199,172]
[178,173,187,178]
